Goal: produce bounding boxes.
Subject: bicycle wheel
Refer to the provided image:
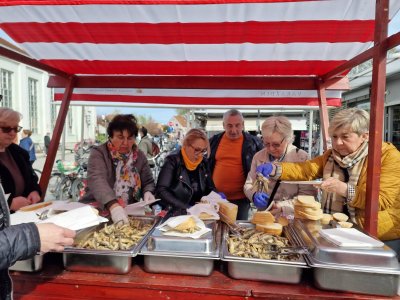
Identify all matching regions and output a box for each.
[47,173,63,196]
[58,177,73,201]
[71,178,87,202]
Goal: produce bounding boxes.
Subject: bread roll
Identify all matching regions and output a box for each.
[294,209,323,220]
[295,206,321,214]
[256,223,283,236]
[321,213,333,225]
[277,216,289,227]
[293,199,321,209]
[333,212,349,222]
[251,211,275,225]
[338,221,353,228]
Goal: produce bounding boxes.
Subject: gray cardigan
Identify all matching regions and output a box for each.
[87,143,155,208]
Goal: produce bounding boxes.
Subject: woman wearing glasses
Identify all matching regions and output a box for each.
[244,115,315,215]
[0,107,41,211]
[156,128,217,214]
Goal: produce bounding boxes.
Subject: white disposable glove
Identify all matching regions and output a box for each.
[110,205,129,225]
[143,191,156,203]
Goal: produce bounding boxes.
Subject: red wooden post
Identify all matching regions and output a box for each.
[365,0,389,237]
[39,77,76,199]
[317,84,330,151]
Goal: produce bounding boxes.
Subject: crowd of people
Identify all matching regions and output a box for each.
[1,106,400,299]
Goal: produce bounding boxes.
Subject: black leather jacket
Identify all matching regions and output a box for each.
[0,143,41,207]
[156,150,216,212]
[0,188,40,300]
[209,132,264,178]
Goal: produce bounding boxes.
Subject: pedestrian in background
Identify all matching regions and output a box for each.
[19,129,36,165]
[44,132,51,155]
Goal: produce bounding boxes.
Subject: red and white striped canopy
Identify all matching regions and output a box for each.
[0,0,399,107]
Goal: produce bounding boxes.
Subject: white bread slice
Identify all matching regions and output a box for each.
[277,216,289,227]
[251,211,275,225]
[338,221,353,228]
[219,202,238,224]
[293,199,321,209]
[321,213,333,225]
[297,195,316,205]
[255,223,283,236]
[294,209,323,220]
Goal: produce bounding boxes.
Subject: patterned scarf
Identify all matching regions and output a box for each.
[322,140,368,221]
[107,141,141,206]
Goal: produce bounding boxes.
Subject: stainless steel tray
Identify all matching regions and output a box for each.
[9,254,44,272]
[140,220,221,276]
[63,215,159,274]
[293,219,399,269]
[292,219,400,296]
[221,221,308,284]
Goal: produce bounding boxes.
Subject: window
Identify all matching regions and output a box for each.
[50,89,57,128]
[28,78,38,132]
[0,69,13,107]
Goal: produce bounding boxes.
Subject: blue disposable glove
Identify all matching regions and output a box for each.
[256,163,274,178]
[217,192,227,199]
[253,192,271,210]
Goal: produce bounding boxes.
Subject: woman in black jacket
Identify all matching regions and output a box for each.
[156,128,216,214]
[0,108,41,211]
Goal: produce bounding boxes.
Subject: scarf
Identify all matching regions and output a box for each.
[181,147,203,171]
[107,141,141,206]
[322,140,369,222]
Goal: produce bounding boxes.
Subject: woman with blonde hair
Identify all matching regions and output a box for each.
[156,128,217,214]
[244,115,315,214]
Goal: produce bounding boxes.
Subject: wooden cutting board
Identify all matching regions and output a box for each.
[19,201,53,212]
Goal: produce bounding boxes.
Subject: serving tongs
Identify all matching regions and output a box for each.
[266,245,309,256]
[218,210,246,236]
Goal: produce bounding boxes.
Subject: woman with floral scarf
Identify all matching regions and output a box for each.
[256,108,400,255]
[86,114,155,224]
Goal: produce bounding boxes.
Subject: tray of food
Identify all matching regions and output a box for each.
[9,254,44,272]
[220,217,308,284]
[140,217,221,276]
[292,218,400,296]
[63,215,159,274]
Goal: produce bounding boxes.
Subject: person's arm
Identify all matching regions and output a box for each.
[87,146,117,208]
[156,156,187,209]
[243,152,261,200]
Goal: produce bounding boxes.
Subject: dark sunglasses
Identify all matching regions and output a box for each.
[0,126,23,133]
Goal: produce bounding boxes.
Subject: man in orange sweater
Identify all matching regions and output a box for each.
[209,109,263,220]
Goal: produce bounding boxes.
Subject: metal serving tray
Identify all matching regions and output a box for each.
[9,254,44,272]
[292,219,400,296]
[63,216,159,274]
[140,220,221,276]
[221,222,308,284]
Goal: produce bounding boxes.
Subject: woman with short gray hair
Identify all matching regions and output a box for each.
[244,115,315,214]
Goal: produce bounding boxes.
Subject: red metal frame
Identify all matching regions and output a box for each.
[0,0,398,236]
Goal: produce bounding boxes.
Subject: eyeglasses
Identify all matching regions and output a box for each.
[264,137,285,149]
[190,144,208,155]
[0,126,23,133]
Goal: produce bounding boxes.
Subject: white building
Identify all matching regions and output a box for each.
[0,38,96,149]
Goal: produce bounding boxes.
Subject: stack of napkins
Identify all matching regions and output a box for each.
[319,228,384,248]
[187,203,219,220]
[125,198,160,215]
[39,206,108,231]
[157,215,211,239]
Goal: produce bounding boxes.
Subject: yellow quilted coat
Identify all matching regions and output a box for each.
[279,142,400,241]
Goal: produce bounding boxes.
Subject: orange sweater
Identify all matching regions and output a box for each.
[212,134,245,200]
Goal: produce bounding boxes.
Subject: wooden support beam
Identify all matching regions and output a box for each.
[317,83,330,151]
[39,77,76,199]
[364,0,389,237]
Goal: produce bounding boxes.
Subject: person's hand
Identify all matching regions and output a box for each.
[11,196,31,211]
[320,177,348,197]
[253,192,271,210]
[27,191,41,204]
[217,192,227,199]
[256,163,275,178]
[36,223,76,252]
[143,191,156,203]
[110,205,129,225]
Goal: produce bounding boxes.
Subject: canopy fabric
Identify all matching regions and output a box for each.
[0,0,399,107]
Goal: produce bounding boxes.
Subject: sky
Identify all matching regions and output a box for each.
[1,10,400,124]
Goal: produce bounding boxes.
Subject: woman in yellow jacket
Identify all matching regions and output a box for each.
[256,108,400,254]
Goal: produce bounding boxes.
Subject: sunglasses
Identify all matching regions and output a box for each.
[0,126,23,133]
[190,144,207,155]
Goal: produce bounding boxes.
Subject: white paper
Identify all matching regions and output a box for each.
[39,205,108,231]
[319,228,384,248]
[124,198,160,215]
[11,211,40,225]
[157,215,211,239]
[200,191,228,207]
[187,203,220,220]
